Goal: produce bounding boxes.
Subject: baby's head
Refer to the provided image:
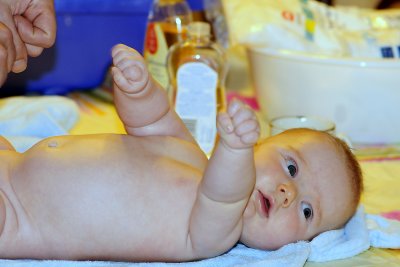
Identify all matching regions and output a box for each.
[240,128,363,250]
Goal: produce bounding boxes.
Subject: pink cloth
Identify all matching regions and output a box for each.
[381,211,400,221]
[227,92,260,111]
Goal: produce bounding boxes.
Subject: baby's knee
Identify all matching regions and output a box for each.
[0,136,15,151]
[0,183,37,256]
[0,192,5,237]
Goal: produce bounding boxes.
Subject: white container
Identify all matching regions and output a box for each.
[247,48,400,144]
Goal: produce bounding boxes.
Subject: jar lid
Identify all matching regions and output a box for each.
[188,22,211,37]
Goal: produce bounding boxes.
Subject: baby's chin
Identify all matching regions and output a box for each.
[239,233,285,251]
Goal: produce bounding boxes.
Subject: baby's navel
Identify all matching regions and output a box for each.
[47,140,58,148]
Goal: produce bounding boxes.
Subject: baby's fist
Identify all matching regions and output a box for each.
[217,99,260,149]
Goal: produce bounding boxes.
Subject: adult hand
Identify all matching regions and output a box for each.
[0,21,16,86]
[0,0,56,86]
[0,0,28,86]
[13,0,56,57]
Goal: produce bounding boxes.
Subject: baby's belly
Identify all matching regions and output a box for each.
[9,134,206,259]
[33,134,203,164]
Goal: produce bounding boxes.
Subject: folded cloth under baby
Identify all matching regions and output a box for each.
[0,96,79,152]
[0,203,397,265]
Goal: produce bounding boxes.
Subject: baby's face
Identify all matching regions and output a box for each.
[240,130,354,250]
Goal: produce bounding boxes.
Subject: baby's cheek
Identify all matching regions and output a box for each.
[270,211,303,246]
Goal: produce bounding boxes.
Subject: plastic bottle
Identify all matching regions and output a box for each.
[167,21,226,156]
[143,0,193,94]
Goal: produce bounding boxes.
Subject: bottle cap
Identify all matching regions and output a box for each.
[188,22,211,37]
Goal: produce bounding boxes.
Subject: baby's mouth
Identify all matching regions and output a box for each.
[257,190,272,218]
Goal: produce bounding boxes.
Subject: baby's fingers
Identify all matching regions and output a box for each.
[236,119,260,144]
[217,112,234,135]
[232,107,256,127]
[235,119,259,136]
[241,131,260,145]
[227,99,256,125]
[227,98,242,117]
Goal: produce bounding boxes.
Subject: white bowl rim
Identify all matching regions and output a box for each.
[249,47,400,68]
[269,115,336,132]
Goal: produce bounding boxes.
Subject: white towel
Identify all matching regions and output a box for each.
[0,96,79,152]
[367,213,400,248]
[308,206,371,262]
[0,242,310,267]
[0,206,398,267]
[310,206,400,262]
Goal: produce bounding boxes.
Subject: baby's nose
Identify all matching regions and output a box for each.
[277,182,298,208]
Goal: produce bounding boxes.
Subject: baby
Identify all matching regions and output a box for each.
[0,44,363,262]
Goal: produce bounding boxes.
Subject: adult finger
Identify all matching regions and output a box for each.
[0,45,8,86]
[14,0,56,48]
[0,21,14,72]
[25,43,44,57]
[0,7,27,73]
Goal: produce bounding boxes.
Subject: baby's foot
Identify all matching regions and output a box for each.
[111,44,151,95]
[217,99,260,150]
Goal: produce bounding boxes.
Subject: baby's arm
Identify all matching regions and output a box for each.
[111,44,195,143]
[188,100,260,258]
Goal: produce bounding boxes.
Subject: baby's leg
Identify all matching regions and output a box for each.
[0,137,12,243]
[111,44,195,143]
[0,138,43,257]
[0,136,15,151]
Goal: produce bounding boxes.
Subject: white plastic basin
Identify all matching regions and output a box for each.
[248,48,400,144]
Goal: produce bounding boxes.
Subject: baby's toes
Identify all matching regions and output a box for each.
[111,67,132,93]
[118,58,147,83]
[113,59,149,94]
[112,44,142,64]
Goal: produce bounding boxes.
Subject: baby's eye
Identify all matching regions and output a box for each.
[286,158,298,177]
[301,202,313,220]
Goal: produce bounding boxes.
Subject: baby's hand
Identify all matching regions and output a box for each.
[217,99,260,150]
[111,44,150,95]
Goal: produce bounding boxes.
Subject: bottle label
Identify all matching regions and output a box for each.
[144,22,170,89]
[175,62,218,156]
